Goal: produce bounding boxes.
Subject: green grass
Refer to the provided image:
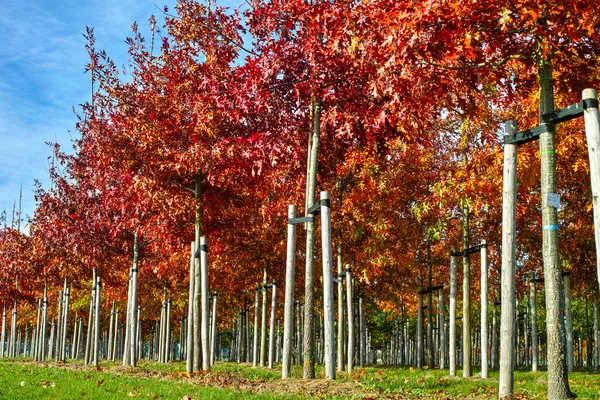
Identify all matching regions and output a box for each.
[1,359,599,399]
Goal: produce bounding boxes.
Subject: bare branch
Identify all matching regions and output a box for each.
[420,54,531,70]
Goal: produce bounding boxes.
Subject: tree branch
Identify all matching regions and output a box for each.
[419,54,532,70]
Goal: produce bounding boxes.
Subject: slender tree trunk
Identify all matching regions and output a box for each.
[499,120,518,399]
[563,274,574,372]
[538,58,573,399]
[449,250,458,376]
[303,97,321,379]
[0,302,6,358]
[594,296,599,370]
[359,294,366,367]
[253,286,260,367]
[193,173,203,371]
[337,244,344,372]
[417,290,424,368]
[260,270,268,367]
[531,277,538,372]
[346,267,354,373]
[61,286,70,361]
[211,294,218,366]
[94,276,101,367]
[85,268,97,365]
[268,285,276,369]
[130,233,140,367]
[439,288,446,369]
[186,242,195,372]
[427,260,434,369]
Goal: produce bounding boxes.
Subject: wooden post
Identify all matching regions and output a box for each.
[491,299,499,369]
[268,284,276,369]
[530,277,538,372]
[359,294,365,367]
[282,205,297,379]
[346,266,354,373]
[85,268,97,366]
[564,273,574,372]
[417,290,424,369]
[480,240,489,378]
[210,293,218,366]
[253,286,260,367]
[439,288,446,369]
[93,276,101,367]
[260,270,268,367]
[186,242,195,372]
[583,88,600,291]
[200,236,210,371]
[337,246,345,372]
[320,191,336,379]
[499,120,518,398]
[0,302,5,358]
[449,248,458,376]
[193,240,201,370]
[166,300,172,363]
[427,260,434,369]
[594,295,599,370]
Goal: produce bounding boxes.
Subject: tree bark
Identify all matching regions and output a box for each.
[449,249,458,376]
[260,270,268,367]
[186,241,195,373]
[539,57,573,398]
[303,97,321,379]
[200,236,210,371]
[346,267,354,373]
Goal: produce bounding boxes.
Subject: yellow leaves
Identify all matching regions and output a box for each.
[348,35,361,56]
[498,8,512,31]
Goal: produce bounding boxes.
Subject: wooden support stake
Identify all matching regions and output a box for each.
[320,191,335,379]
[282,205,297,379]
[480,240,489,378]
[499,120,518,398]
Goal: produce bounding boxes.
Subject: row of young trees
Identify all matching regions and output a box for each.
[1,0,600,398]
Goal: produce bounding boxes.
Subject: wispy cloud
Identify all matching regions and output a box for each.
[0,0,177,225]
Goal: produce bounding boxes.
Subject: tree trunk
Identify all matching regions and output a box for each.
[186,242,195,372]
[594,296,599,370]
[439,288,446,369]
[346,267,354,373]
[449,249,458,376]
[303,97,321,379]
[211,294,218,366]
[531,277,538,372]
[61,285,70,361]
[499,120,518,399]
[337,244,344,372]
[427,260,434,369]
[85,268,97,366]
[253,286,260,367]
[130,234,140,367]
[563,274,574,372]
[193,173,203,371]
[539,58,573,399]
[417,290,424,369]
[260,270,268,367]
[268,285,276,369]
[93,276,101,367]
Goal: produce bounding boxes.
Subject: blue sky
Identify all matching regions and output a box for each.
[0,0,243,229]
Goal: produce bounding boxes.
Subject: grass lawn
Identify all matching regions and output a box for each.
[1,359,599,399]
